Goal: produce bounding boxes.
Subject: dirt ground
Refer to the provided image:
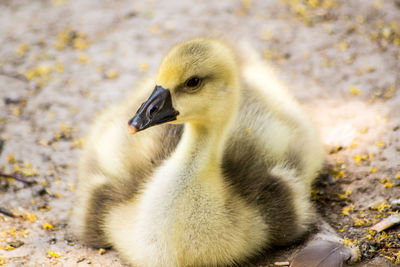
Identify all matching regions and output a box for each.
[0,0,399,266]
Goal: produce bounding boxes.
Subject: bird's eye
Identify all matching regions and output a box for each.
[185,77,201,89]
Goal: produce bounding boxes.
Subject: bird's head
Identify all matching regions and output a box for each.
[128,38,239,134]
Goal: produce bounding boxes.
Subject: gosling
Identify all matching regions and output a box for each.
[71,38,324,266]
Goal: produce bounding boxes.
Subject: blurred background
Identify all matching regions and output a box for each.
[0,0,399,266]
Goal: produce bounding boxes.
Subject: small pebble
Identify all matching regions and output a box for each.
[391,199,400,206]
[274,262,290,266]
[371,214,400,232]
[9,240,24,248]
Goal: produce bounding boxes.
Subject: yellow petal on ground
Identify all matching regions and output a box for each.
[349,86,360,95]
[25,69,36,81]
[263,49,274,60]
[306,0,320,8]
[47,250,62,260]
[55,27,72,50]
[381,27,392,40]
[67,183,75,191]
[354,217,365,226]
[338,188,351,199]
[56,61,64,73]
[353,154,362,164]
[343,239,354,247]
[73,37,90,50]
[52,0,65,6]
[12,107,21,116]
[342,204,354,216]
[384,182,394,188]
[105,70,118,79]
[322,0,337,9]
[368,229,377,236]
[42,223,54,231]
[344,57,354,65]
[69,107,77,113]
[376,141,384,147]
[139,63,148,72]
[70,138,85,149]
[294,4,307,17]
[77,54,90,64]
[385,86,396,99]
[356,15,365,24]
[373,0,382,9]
[323,59,336,67]
[16,44,29,56]
[25,212,37,223]
[338,41,348,51]
[241,0,252,9]
[379,202,389,211]
[7,154,16,164]
[361,66,372,73]
[262,29,274,40]
[148,24,160,34]
[37,65,54,75]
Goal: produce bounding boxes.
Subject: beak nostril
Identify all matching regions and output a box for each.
[147,104,159,118]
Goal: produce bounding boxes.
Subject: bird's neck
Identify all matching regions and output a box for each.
[180,124,222,177]
[172,110,237,183]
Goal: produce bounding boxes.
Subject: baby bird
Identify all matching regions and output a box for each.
[71,38,325,266]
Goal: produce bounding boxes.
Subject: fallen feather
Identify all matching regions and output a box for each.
[290,240,356,267]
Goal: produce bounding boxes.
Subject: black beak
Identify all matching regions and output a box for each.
[128,86,179,134]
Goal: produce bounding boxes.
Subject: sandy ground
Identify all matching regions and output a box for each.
[0,0,399,266]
